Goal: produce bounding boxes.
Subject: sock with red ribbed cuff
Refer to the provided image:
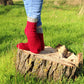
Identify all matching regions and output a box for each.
[17,21,42,54]
[26,21,42,53]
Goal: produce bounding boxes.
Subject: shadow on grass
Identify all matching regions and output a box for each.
[0,5,13,15]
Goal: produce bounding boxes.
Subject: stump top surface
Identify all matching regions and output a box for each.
[19,46,83,67]
[24,46,55,55]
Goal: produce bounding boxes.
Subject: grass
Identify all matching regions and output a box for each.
[0,1,84,84]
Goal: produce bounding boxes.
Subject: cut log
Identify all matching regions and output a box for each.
[16,45,83,81]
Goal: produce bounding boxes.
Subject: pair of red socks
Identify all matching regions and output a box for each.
[17,21,44,54]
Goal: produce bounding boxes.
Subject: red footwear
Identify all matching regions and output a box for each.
[17,43,29,50]
[26,21,42,53]
[17,21,44,53]
[25,27,44,51]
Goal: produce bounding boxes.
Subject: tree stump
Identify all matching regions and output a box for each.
[16,45,83,81]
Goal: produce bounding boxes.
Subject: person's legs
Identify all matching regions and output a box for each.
[17,0,44,53]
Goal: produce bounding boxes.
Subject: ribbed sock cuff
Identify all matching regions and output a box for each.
[27,17,38,22]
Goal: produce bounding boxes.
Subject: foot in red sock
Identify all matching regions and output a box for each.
[17,43,29,50]
[26,21,42,53]
[25,25,44,50]
[17,22,44,53]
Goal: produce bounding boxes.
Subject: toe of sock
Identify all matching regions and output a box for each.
[16,43,30,50]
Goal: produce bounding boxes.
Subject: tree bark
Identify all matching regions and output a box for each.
[16,45,83,81]
[0,0,13,5]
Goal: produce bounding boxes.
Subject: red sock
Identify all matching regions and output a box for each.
[26,21,42,53]
[17,21,42,53]
[17,43,29,50]
[25,23,44,51]
[17,21,44,53]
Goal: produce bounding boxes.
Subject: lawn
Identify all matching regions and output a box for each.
[0,1,84,84]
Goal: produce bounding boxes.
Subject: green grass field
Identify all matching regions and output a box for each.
[0,1,84,84]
